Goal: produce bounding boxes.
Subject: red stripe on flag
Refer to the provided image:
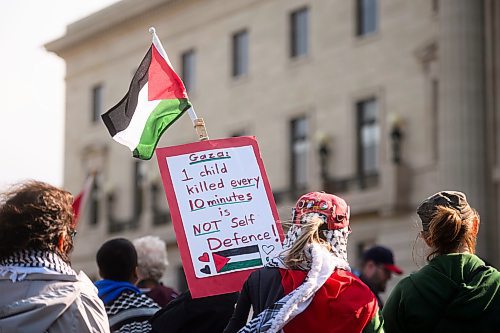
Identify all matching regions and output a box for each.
[213,253,231,273]
[72,175,94,228]
[72,192,84,225]
[148,44,188,101]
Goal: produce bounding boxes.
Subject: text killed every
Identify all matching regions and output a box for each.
[186,176,261,195]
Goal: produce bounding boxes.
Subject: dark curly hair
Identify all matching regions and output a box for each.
[0,180,75,262]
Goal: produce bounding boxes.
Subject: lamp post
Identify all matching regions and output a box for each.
[388,113,404,165]
[390,123,403,165]
[317,134,331,190]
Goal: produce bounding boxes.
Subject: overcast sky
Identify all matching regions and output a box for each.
[0,0,119,190]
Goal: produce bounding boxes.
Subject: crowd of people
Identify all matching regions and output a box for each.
[0,180,499,332]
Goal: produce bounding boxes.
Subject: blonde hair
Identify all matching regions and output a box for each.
[284,214,332,269]
[133,235,168,281]
[421,205,479,261]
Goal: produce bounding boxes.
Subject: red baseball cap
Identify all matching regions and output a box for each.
[363,246,403,275]
[292,192,350,230]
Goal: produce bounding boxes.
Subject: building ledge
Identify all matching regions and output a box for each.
[45,0,173,55]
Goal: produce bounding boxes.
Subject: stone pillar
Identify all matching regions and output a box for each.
[438,1,488,254]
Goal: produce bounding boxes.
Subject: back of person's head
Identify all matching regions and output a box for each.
[417,190,479,261]
[285,191,350,269]
[97,238,138,281]
[0,180,75,262]
[133,235,168,282]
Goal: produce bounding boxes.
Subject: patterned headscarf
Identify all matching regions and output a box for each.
[266,218,351,271]
[238,192,352,333]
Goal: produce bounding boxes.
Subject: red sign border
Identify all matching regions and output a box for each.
[155,136,284,298]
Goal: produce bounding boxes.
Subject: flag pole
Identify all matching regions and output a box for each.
[149,27,209,141]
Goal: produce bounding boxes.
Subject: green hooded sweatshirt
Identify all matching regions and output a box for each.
[382,253,500,333]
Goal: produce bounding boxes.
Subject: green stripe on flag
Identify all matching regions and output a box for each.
[133,98,191,159]
[219,258,263,273]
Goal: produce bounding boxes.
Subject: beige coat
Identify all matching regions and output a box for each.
[0,271,109,333]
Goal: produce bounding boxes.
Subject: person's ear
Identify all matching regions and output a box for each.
[472,217,479,237]
[57,232,66,253]
[421,231,432,247]
[132,266,139,284]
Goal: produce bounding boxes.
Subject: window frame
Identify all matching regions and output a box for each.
[181,49,196,93]
[88,176,99,225]
[356,0,378,37]
[356,97,379,187]
[232,29,249,77]
[290,116,309,193]
[91,84,103,123]
[290,7,309,58]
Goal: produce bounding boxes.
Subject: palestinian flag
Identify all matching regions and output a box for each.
[101,31,191,160]
[212,245,263,273]
[72,174,94,228]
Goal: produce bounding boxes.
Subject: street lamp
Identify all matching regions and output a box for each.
[389,116,404,165]
[316,133,331,189]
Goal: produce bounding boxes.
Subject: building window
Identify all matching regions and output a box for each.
[133,161,146,228]
[290,7,309,58]
[231,129,246,137]
[91,84,103,123]
[232,30,248,77]
[357,98,379,186]
[181,50,196,93]
[432,0,439,14]
[356,240,376,266]
[356,0,377,36]
[151,183,171,226]
[290,116,309,192]
[89,178,99,225]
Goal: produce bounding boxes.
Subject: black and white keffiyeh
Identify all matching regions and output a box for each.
[0,250,76,281]
[106,290,160,333]
[266,223,350,270]
[238,214,351,333]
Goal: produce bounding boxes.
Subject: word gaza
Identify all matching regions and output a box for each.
[189,151,231,163]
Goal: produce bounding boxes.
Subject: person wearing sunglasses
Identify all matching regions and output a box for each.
[0,180,109,333]
[224,191,383,333]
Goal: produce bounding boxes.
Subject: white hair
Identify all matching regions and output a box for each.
[133,235,168,281]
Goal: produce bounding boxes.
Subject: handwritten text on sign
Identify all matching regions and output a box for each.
[165,142,282,278]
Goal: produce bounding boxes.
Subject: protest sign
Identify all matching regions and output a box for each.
[156,136,284,298]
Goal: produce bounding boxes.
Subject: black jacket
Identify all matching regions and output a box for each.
[224,268,285,333]
[150,290,238,333]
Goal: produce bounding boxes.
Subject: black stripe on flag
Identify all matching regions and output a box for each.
[101,47,152,136]
[214,245,260,257]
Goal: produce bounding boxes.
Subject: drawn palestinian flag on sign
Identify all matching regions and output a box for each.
[212,245,263,273]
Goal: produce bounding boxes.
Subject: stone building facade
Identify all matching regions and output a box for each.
[46,0,500,298]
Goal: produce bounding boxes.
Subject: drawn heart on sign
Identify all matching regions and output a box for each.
[262,245,275,255]
[200,265,211,275]
[198,252,209,262]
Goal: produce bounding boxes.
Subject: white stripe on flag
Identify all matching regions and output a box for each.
[113,82,161,151]
[228,252,261,262]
